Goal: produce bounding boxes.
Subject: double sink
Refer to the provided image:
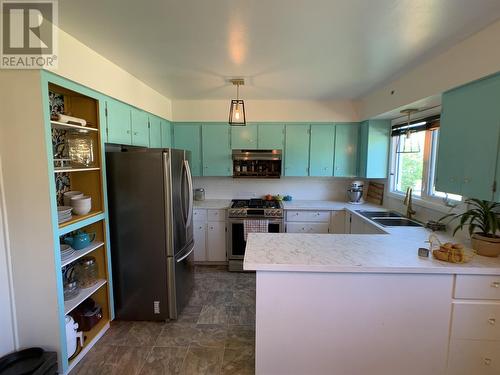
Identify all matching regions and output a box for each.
[357,210,423,227]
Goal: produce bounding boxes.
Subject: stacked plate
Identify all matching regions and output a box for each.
[60,244,75,261]
[58,206,73,224]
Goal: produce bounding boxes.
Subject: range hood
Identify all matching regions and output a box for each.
[232,150,282,178]
[232,149,282,161]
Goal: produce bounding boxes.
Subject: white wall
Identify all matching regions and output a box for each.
[0,156,16,356]
[52,28,172,119]
[358,19,500,119]
[172,99,359,122]
[194,177,373,201]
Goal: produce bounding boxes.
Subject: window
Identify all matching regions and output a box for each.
[390,119,462,205]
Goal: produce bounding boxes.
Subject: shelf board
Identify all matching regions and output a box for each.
[60,241,104,267]
[64,279,107,315]
[58,212,105,236]
[54,166,100,173]
[59,211,103,230]
[51,120,98,133]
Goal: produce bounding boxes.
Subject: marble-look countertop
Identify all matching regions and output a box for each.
[193,199,231,209]
[244,209,500,275]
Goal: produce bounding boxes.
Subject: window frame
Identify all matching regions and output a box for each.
[388,127,462,212]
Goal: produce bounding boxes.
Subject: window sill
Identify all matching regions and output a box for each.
[386,191,458,215]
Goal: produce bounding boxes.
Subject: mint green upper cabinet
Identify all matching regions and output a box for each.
[358,120,391,178]
[231,124,257,149]
[105,99,132,145]
[334,123,359,177]
[149,115,162,148]
[202,124,232,176]
[131,109,150,147]
[173,123,202,176]
[437,73,500,201]
[309,124,335,176]
[161,119,172,148]
[284,124,310,176]
[258,124,285,150]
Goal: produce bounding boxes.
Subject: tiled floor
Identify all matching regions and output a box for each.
[71,266,256,375]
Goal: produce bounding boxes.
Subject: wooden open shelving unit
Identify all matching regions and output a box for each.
[46,79,114,372]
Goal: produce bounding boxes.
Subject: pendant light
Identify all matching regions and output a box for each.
[397,109,420,154]
[228,78,246,126]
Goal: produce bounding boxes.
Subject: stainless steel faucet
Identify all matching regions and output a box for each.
[404,187,416,219]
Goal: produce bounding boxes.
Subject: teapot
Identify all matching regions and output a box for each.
[64,231,96,250]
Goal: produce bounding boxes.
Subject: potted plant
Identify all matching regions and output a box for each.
[440,198,500,257]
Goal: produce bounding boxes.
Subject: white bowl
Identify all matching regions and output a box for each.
[72,206,91,215]
[63,191,83,206]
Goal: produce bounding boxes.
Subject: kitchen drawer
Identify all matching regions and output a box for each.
[451,302,500,340]
[286,210,330,222]
[447,339,500,375]
[455,275,500,300]
[286,222,329,234]
[207,209,226,222]
[193,209,207,222]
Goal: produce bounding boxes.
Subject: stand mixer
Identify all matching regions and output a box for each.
[347,180,364,204]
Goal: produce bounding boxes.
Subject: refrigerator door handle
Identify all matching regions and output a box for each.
[183,160,193,227]
[176,245,194,263]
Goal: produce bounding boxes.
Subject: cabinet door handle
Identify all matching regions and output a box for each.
[488,318,496,325]
[484,358,492,366]
[126,130,130,134]
[133,131,138,135]
[491,281,500,288]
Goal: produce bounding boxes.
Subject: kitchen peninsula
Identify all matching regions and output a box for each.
[244,210,500,375]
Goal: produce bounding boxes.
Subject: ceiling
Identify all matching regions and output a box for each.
[58,0,500,100]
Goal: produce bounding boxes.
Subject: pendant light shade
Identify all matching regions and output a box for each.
[396,109,421,154]
[229,79,246,126]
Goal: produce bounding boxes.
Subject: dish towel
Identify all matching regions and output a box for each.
[244,219,269,241]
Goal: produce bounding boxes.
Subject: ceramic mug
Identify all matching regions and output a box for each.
[64,232,96,250]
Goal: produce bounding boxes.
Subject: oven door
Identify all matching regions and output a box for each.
[227,218,283,260]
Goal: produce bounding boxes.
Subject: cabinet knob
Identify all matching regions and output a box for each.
[126,130,130,134]
[491,281,500,288]
[484,358,492,366]
[464,178,470,183]
[488,318,496,325]
[134,131,138,135]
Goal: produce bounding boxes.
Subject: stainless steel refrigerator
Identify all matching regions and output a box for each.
[106,147,194,320]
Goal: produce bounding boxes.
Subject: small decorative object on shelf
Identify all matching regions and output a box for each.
[67,133,95,168]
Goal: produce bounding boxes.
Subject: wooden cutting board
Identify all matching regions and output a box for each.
[366,182,384,205]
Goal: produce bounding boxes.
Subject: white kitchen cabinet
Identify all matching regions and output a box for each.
[330,210,346,234]
[286,210,330,222]
[207,221,227,261]
[455,275,500,300]
[286,222,329,234]
[447,339,500,375]
[192,208,227,263]
[451,302,500,341]
[349,212,385,234]
[193,222,207,262]
[349,213,365,234]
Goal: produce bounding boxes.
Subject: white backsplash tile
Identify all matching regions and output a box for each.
[193,177,378,201]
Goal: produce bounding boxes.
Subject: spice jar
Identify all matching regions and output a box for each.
[76,256,99,288]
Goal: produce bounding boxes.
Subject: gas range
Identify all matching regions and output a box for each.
[228,199,283,218]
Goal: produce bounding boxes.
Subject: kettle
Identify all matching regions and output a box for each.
[64,231,96,250]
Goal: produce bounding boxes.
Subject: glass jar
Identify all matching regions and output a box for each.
[194,188,205,201]
[76,256,99,288]
[66,132,95,167]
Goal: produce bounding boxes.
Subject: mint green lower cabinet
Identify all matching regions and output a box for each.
[131,109,150,147]
[284,124,310,176]
[149,116,162,148]
[161,119,172,148]
[309,124,335,176]
[334,123,359,177]
[231,124,257,149]
[258,124,285,150]
[358,120,390,178]
[105,99,132,145]
[202,124,232,176]
[173,123,202,176]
